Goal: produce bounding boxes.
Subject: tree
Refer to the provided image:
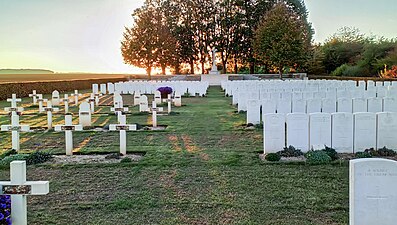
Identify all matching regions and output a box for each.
[253,2,312,78]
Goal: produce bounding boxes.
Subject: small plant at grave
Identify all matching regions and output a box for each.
[364,147,396,157]
[277,146,304,157]
[120,157,132,163]
[0,149,17,160]
[157,86,173,97]
[26,151,53,165]
[322,146,339,161]
[305,150,332,165]
[0,195,11,224]
[354,151,372,158]
[0,154,29,167]
[265,153,281,162]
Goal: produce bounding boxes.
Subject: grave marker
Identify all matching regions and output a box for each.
[149,101,163,128]
[286,113,309,152]
[51,90,60,106]
[263,113,285,153]
[36,94,47,113]
[78,102,92,127]
[376,112,397,150]
[109,115,137,155]
[28,90,39,105]
[331,113,354,153]
[44,101,59,129]
[309,113,331,150]
[0,114,30,151]
[5,94,24,114]
[71,90,82,106]
[54,114,83,155]
[354,112,376,152]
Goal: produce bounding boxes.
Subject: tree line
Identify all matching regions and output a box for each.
[121,0,313,77]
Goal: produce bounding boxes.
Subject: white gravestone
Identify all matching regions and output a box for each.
[61,94,70,114]
[1,115,30,151]
[149,101,163,128]
[109,115,137,155]
[36,94,47,113]
[0,161,49,225]
[263,113,285,154]
[306,98,322,113]
[261,99,277,115]
[174,92,182,107]
[321,99,336,113]
[376,112,397,150]
[28,90,39,105]
[354,112,376,152]
[292,99,306,113]
[337,98,352,113]
[5,94,24,114]
[154,91,162,104]
[352,98,367,113]
[100,83,107,94]
[247,99,260,125]
[276,99,291,114]
[139,95,149,112]
[87,93,96,113]
[94,92,102,106]
[79,102,92,127]
[309,113,331,150]
[51,90,60,106]
[55,114,83,155]
[367,98,382,113]
[331,113,354,153]
[44,101,59,129]
[107,83,115,94]
[286,113,309,152]
[349,158,397,225]
[133,91,141,106]
[383,97,397,112]
[71,90,82,106]
[92,84,99,94]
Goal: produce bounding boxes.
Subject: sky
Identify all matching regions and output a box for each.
[0,0,396,73]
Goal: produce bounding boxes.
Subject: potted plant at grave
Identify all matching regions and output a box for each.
[157,86,173,98]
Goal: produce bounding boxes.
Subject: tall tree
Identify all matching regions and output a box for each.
[254,2,312,78]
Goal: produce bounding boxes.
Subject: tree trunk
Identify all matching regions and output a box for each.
[190,60,194,74]
[174,63,180,75]
[249,62,255,74]
[279,67,283,79]
[234,59,238,74]
[201,61,205,74]
[161,65,166,75]
[146,66,152,80]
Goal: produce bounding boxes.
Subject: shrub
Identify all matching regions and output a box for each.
[157,86,173,97]
[26,151,53,165]
[0,154,29,166]
[322,146,339,161]
[265,153,281,162]
[364,147,396,157]
[277,146,303,157]
[305,150,332,165]
[0,195,11,224]
[120,157,132,163]
[355,151,372,158]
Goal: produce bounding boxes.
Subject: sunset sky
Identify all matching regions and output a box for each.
[0,0,396,73]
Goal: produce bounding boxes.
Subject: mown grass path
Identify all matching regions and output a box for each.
[0,87,349,224]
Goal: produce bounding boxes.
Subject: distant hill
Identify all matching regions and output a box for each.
[0,69,54,74]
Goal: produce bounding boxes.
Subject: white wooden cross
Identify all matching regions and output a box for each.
[36,94,47,113]
[44,101,59,129]
[94,92,102,106]
[28,90,39,105]
[149,101,163,128]
[55,114,83,155]
[162,94,173,114]
[111,97,129,122]
[61,94,70,113]
[109,115,137,155]
[5,94,24,114]
[0,161,49,225]
[70,90,82,106]
[87,93,96,113]
[0,114,30,151]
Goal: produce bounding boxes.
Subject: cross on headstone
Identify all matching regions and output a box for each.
[162,94,173,114]
[5,94,24,114]
[70,90,82,106]
[28,90,39,105]
[87,93,96,113]
[109,115,137,155]
[36,94,47,113]
[44,101,59,129]
[61,94,70,113]
[149,101,163,128]
[55,114,83,155]
[0,114,30,151]
[0,161,49,225]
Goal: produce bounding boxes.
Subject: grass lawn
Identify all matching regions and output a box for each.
[0,87,349,225]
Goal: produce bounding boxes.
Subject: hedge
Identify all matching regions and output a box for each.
[0,78,126,100]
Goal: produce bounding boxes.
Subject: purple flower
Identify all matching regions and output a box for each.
[0,212,4,220]
[157,86,173,95]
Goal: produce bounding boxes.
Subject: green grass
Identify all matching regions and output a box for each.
[0,87,349,224]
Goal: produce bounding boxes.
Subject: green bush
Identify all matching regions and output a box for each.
[305,150,332,165]
[355,151,372,158]
[322,146,338,161]
[332,64,349,76]
[365,147,396,157]
[26,151,53,165]
[277,146,303,157]
[265,153,281,162]
[120,157,132,163]
[0,149,18,160]
[0,154,29,166]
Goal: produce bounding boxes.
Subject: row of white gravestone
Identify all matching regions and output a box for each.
[247,97,397,124]
[263,112,397,154]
